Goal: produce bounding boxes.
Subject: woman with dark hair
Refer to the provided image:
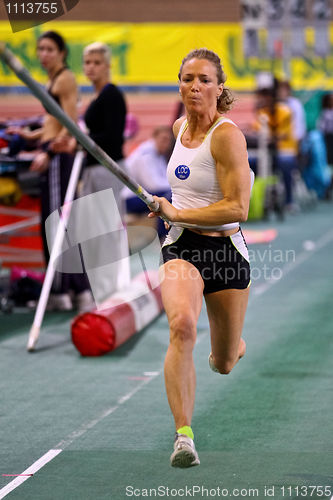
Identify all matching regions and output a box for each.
[148,48,254,468]
[7,31,93,311]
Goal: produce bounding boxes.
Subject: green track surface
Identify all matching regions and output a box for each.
[1,203,332,499]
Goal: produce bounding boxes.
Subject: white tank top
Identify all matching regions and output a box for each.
[164,117,254,246]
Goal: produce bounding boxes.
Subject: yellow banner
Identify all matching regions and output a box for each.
[1,21,333,90]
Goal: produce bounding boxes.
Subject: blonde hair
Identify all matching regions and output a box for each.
[83,42,111,65]
[178,48,234,113]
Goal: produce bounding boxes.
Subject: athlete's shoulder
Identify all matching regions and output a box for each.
[211,120,247,156]
[212,119,243,142]
[172,116,186,139]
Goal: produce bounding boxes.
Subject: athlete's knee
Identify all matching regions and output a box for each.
[169,313,196,346]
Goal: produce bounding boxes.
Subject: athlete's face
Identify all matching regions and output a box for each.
[179,58,223,113]
[37,38,65,71]
[83,53,109,84]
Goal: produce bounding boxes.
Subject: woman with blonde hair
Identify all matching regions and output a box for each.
[149,48,254,467]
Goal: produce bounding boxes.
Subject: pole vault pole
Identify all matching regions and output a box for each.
[0,43,222,228]
[0,43,160,211]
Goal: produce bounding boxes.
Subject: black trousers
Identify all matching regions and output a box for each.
[40,153,90,294]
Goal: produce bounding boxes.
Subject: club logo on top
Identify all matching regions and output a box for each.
[3,0,80,33]
[175,164,190,180]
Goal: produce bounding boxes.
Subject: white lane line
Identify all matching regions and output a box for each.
[55,373,158,449]
[0,374,159,498]
[52,333,205,450]
[252,228,333,297]
[0,450,62,499]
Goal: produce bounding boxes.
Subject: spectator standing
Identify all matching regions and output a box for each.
[253,87,299,210]
[278,80,306,146]
[81,42,130,300]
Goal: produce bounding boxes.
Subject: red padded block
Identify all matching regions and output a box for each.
[71,270,163,357]
[71,302,135,356]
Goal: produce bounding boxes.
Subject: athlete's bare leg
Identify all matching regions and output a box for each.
[205,287,249,374]
[161,259,204,429]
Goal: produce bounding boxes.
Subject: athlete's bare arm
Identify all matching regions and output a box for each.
[150,123,251,226]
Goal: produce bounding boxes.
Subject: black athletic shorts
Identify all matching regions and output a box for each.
[160,228,251,294]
